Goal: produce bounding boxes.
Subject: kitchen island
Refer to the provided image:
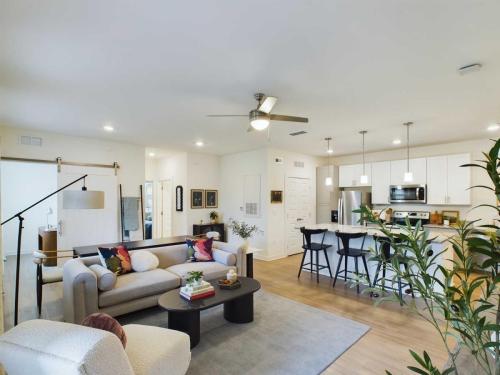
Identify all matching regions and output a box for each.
[302,223,456,289]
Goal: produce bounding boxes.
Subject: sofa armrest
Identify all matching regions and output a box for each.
[212,241,247,276]
[212,249,236,267]
[63,258,99,324]
[124,324,191,375]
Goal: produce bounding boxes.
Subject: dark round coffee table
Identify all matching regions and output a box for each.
[158,277,261,348]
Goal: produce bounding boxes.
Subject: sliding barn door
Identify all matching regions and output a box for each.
[57,165,118,250]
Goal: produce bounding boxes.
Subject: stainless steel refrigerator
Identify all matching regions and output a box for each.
[338,190,371,225]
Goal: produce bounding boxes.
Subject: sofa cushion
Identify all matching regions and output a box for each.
[145,245,188,269]
[89,264,117,291]
[99,269,180,308]
[166,262,235,284]
[130,250,159,272]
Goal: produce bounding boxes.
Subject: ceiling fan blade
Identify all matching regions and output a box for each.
[257,96,277,114]
[270,114,309,123]
[206,115,248,117]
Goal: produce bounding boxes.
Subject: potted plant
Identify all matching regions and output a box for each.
[186,271,204,287]
[209,211,218,224]
[227,218,261,250]
[355,138,500,375]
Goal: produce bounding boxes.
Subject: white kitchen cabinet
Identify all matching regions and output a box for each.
[390,158,426,185]
[447,154,471,205]
[338,163,372,187]
[371,161,391,204]
[426,156,447,204]
[316,165,339,222]
[427,153,471,205]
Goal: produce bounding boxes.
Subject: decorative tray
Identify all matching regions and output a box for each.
[217,279,241,290]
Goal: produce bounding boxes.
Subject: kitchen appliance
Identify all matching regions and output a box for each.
[389,184,427,204]
[392,211,430,226]
[338,190,371,226]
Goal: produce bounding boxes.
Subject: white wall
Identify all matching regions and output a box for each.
[1,161,58,255]
[332,138,496,224]
[0,125,145,197]
[220,149,268,250]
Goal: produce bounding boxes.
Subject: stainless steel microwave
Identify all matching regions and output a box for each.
[389,184,427,204]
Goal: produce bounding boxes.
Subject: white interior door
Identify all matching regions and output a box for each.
[159,179,172,237]
[285,177,312,256]
[57,166,118,250]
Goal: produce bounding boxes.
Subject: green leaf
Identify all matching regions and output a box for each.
[409,350,428,369]
[407,367,429,375]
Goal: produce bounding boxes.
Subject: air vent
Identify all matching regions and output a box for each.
[290,130,307,136]
[458,63,482,75]
[19,135,42,146]
[245,203,258,216]
[294,161,305,168]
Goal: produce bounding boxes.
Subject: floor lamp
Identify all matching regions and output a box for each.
[1,174,105,326]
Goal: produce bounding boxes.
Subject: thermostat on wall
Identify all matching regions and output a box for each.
[274,157,284,164]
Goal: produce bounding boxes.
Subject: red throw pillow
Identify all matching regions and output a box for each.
[82,313,127,348]
[191,237,214,261]
[98,245,132,275]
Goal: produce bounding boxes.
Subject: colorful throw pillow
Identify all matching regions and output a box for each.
[98,245,132,275]
[187,237,214,262]
[82,313,127,348]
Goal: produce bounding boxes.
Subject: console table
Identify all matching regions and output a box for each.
[192,223,225,242]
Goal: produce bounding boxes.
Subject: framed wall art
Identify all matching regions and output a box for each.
[205,189,218,208]
[191,189,204,209]
[270,190,283,204]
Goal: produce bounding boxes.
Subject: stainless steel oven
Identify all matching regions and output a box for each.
[389,184,427,204]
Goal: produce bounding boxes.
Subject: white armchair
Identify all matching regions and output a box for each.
[0,319,191,375]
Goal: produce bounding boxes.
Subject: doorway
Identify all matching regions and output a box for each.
[157,179,172,238]
[57,165,118,250]
[285,177,313,256]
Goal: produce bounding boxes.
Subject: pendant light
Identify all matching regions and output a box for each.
[359,130,368,184]
[325,137,333,186]
[403,122,414,183]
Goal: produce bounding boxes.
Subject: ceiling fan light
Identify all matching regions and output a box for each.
[250,118,270,131]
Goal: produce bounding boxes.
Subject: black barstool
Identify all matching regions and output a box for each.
[332,231,371,293]
[372,235,415,305]
[297,227,333,283]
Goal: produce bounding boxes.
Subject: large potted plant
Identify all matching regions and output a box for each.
[355,138,499,375]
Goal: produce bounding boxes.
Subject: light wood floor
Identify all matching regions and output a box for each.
[2,254,449,374]
[254,254,449,375]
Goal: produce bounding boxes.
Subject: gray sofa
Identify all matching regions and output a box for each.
[63,241,246,323]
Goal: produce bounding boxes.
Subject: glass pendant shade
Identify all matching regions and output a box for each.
[403,171,414,183]
[360,175,369,184]
[325,176,333,186]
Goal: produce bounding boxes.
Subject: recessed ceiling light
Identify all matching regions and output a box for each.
[195,141,204,147]
[487,123,500,132]
[148,152,155,157]
[103,123,114,132]
[392,139,401,145]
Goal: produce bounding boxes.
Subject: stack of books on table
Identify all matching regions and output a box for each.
[180,281,215,301]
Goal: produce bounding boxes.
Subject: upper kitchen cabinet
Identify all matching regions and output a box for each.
[427,153,471,205]
[371,161,391,204]
[338,163,372,187]
[390,158,427,185]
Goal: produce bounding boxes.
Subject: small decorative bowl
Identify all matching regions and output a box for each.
[217,279,241,290]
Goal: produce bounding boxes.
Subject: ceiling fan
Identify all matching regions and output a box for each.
[207,93,309,132]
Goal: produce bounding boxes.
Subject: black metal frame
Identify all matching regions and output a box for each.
[297,227,333,283]
[176,185,183,212]
[1,174,88,326]
[371,236,415,304]
[332,231,371,293]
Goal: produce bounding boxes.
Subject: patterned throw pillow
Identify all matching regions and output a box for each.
[187,237,214,262]
[98,245,132,275]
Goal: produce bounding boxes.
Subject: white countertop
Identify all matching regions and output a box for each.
[305,223,454,244]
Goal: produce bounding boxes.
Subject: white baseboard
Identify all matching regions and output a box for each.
[254,253,287,262]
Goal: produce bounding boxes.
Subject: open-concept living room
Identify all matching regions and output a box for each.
[1,1,500,375]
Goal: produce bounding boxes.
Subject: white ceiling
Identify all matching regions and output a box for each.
[1,1,499,156]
